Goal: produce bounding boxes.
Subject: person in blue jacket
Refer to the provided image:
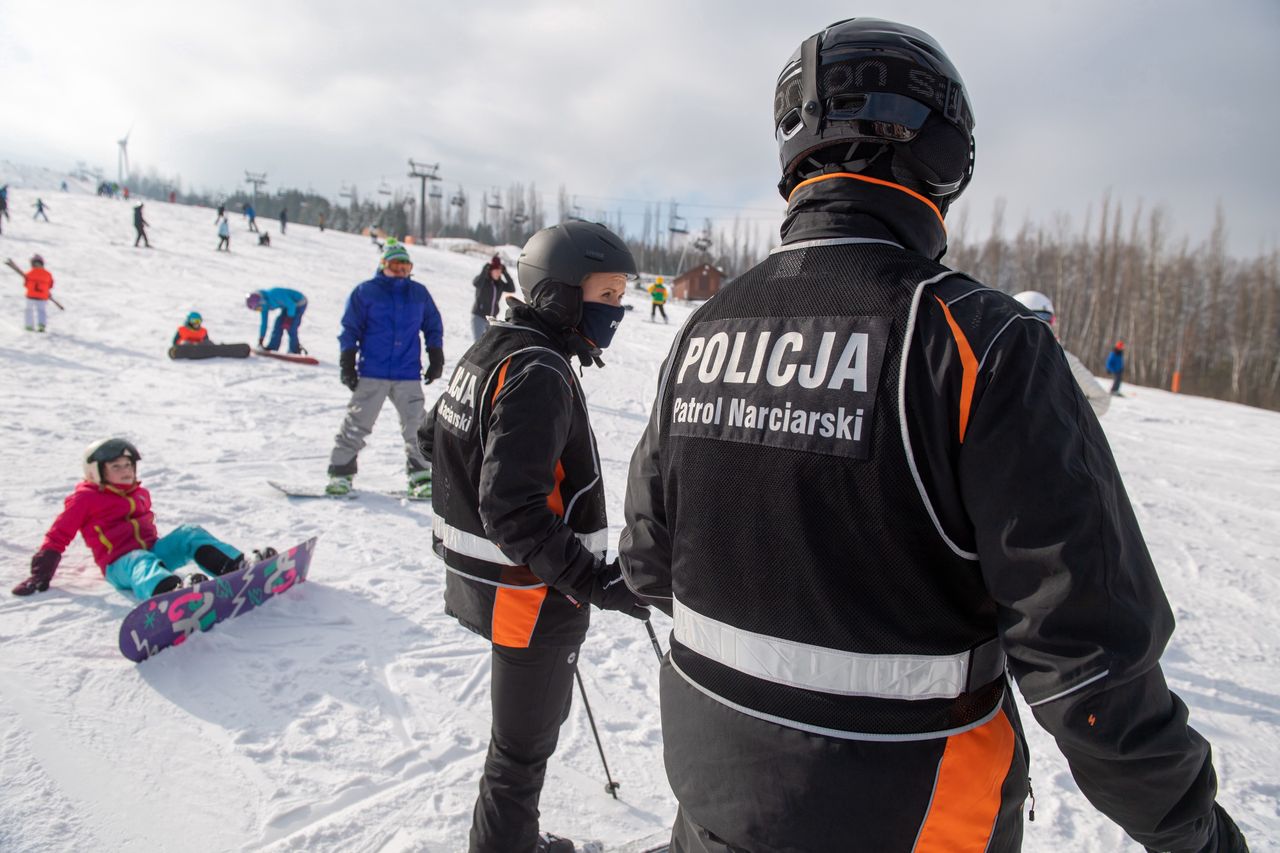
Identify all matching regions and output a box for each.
[1106,340,1126,396]
[245,287,308,353]
[326,242,444,498]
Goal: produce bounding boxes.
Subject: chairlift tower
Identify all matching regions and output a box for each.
[408,159,441,242]
[245,171,268,209]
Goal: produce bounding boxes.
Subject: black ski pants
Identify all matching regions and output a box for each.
[651,303,667,321]
[134,227,150,247]
[469,642,580,853]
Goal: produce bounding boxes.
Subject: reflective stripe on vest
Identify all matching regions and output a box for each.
[433,514,608,567]
[673,597,1004,702]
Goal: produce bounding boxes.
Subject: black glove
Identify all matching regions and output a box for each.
[1206,804,1250,853]
[339,349,358,391]
[424,346,444,385]
[586,560,650,621]
[13,549,59,596]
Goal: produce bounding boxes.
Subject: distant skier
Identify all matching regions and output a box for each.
[0,184,8,233]
[324,242,444,498]
[10,254,54,332]
[216,203,226,220]
[216,216,231,251]
[469,254,514,340]
[32,198,50,221]
[245,286,307,353]
[1014,291,1109,416]
[133,203,150,248]
[318,213,326,233]
[257,231,271,247]
[1107,340,1127,396]
[648,275,668,323]
[11,438,272,599]
[244,203,259,233]
[279,207,287,234]
[172,311,210,347]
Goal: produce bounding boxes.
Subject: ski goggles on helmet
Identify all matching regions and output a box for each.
[88,438,141,465]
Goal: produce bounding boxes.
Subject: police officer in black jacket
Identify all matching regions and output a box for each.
[426,221,650,853]
[620,18,1248,853]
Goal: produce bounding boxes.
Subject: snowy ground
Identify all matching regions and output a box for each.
[0,175,1276,852]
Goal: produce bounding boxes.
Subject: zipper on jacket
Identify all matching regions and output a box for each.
[1027,775,1036,821]
[94,525,114,553]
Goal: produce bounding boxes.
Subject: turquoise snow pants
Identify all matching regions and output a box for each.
[105,524,240,600]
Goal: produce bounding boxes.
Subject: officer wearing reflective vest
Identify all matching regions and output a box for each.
[425,220,650,853]
[620,18,1247,853]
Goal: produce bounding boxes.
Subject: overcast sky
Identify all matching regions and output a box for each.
[2,0,1276,255]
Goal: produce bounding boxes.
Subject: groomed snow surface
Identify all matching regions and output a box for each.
[0,173,1276,852]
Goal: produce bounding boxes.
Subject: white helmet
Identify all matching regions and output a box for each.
[83,437,141,484]
[1013,291,1055,324]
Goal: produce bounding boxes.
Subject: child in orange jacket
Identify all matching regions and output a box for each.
[17,254,54,332]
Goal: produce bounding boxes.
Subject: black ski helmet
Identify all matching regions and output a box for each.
[773,18,975,213]
[82,437,141,484]
[516,221,637,328]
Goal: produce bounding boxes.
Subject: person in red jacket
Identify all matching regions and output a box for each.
[11,438,270,599]
[20,254,54,332]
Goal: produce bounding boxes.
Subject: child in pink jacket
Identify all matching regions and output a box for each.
[12,438,271,599]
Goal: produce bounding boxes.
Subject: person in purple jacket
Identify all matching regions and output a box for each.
[326,242,444,497]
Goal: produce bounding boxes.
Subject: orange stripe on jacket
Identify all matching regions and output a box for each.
[933,295,978,443]
[788,172,946,231]
[490,361,567,648]
[913,708,1017,853]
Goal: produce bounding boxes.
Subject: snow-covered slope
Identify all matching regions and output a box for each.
[0,183,1275,852]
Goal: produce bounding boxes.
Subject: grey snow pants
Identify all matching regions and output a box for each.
[328,377,429,476]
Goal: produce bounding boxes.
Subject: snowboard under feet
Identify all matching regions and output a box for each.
[118,537,317,662]
[255,348,319,365]
[169,342,252,360]
[268,481,430,502]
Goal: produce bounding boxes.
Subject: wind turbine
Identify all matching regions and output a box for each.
[117,127,132,185]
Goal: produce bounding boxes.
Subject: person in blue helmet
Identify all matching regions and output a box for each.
[245,287,307,353]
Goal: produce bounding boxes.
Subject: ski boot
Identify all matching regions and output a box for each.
[151,575,182,596]
[536,833,576,853]
[407,470,432,499]
[37,325,45,332]
[24,325,33,331]
[325,475,353,496]
[186,572,210,586]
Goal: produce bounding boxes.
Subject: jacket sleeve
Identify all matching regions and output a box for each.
[501,269,515,293]
[39,490,91,554]
[421,291,444,350]
[337,289,364,352]
[953,312,1219,853]
[477,356,600,599]
[619,353,676,615]
[258,306,269,340]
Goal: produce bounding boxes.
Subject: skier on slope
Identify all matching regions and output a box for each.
[1107,340,1127,396]
[469,254,515,340]
[11,254,54,332]
[422,221,650,853]
[216,215,231,251]
[620,18,1248,853]
[11,439,273,599]
[133,203,150,248]
[648,275,668,323]
[32,198,50,222]
[245,287,307,353]
[324,242,443,498]
[1014,290,1109,416]
[245,203,259,233]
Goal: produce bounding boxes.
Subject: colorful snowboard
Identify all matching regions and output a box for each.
[268,481,429,502]
[255,348,319,365]
[169,342,252,360]
[118,537,317,662]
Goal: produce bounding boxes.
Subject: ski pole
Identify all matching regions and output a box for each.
[574,667,620,799]
[644,618,664,665]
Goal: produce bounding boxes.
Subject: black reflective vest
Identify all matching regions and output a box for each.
[431,320,607,648]
[649,239,1005,739]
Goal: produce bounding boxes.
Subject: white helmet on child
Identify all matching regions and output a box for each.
[1013,291,1055,324]
[83,438,141,484]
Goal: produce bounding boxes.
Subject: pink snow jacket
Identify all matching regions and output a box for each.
[40,481,158,572]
